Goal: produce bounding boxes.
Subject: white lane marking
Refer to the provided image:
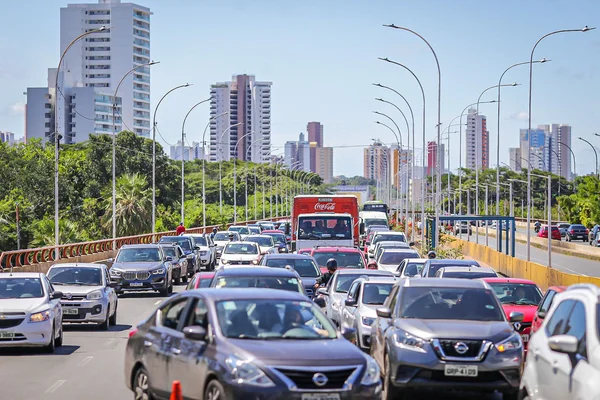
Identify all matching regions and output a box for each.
[45,380,66,394]
[154,300,162,305]
[77,356,94,367]
[104,338,115,346]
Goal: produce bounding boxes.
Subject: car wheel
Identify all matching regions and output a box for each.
[99,306,110,331]
[54,322,63,347]
[503,391,519,400]
[159,284,169,297]
[383,353,403,400]
[109,303,118,325]
[181,275,188,284]
[204,379,226,400]
[44,324,56,353]
[133,366,153,400]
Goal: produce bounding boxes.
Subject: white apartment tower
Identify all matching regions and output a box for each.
[26,0,152,143]
[209,75,272,162]
[465,108,489,170]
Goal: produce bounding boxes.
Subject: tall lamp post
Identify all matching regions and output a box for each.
[180,97,211,223]
[233,132,254,223]
[374,115,402,222]
[584,135,600,178]
[216,121,241,213]
[112,60,159,247]
[152,83,191,237]
[526,26,594,262]
[559,141,577,179]
[245,138,266,221]
[53,25,107,258]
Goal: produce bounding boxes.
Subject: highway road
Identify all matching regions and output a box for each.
[466,231,600,277]
[0,283,502,400]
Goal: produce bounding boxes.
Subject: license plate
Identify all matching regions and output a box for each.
[301,394,341,400]
[0,331,15,339]
[63,308,79,315]
[521,334,530,343]
[130,282,144,287]
[444,364,478,377]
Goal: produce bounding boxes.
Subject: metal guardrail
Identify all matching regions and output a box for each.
[0,217,288,271]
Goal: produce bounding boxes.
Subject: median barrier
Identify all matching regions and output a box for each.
[448,236,600,290]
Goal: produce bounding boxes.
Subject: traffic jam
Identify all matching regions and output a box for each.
[0,195,594,400]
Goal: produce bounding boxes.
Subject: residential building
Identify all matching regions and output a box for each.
[391,145,412,191]
[25,0,152,143]
[520,127,547,171]
[509,147,522,171]
[552,124,572,181]
[426,141,445,176]
[315,146,334,184]
[169,140,204,161]
[284,133,310,172]
[307,122,323,147]
[0,131,15,145]
[466,108,489,170]
[518,124,572,180]
[209,74,272,162]
[364,140,391,182]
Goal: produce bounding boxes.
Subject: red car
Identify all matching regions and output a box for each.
[296,248,312,256]
[483,278,543,352]
[531,285,567,333]
[185,272,215,290]
[307,246,368,270]
[537,225,561,240]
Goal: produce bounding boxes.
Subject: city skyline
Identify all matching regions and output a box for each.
[2,0,600,177]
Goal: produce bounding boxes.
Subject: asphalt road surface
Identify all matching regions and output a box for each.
[0,283,504,400]
[466,231,600,277]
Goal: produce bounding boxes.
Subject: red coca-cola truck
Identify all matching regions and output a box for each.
[291,195,362,251]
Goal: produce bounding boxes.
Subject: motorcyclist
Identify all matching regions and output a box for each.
[314,258,337,288]
[534,220,541,232]
[228,232,235,242]
[427,251,437,259]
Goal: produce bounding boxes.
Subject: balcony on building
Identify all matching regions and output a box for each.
[133,11,150,22]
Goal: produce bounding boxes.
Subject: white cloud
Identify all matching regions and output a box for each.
[508,111,528,121]
[9,102,25,116]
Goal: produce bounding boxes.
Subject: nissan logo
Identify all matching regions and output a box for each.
[65,293,73,300]
[513,322,522,331]
[312,372,328,387]
[454,342,469,355]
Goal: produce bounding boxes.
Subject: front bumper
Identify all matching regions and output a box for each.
[111,275,168,292]
[0,317,54,348]
[220,380,381,400]
[199,254,212,265]
[357,325,372,351]
[61,298,107,323]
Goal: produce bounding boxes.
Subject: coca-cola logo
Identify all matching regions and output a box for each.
[314,202,336,211]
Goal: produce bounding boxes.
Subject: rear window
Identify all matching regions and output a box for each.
[264,258,320,277]
[313,252,364,269]
[373,234,406,244]
[570,225,586,229]
[440,271,497,279]
[380,252,419,264]
[426,263,479,277]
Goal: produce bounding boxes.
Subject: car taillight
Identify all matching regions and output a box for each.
[586,229,589,234]
[128,328,138,339]
[570,229,575,233]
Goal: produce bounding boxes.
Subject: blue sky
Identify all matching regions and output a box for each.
[1,0,599,177]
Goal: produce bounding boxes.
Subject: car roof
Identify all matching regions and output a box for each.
[402,258,428,263]
[263,254,311,259]
[49,263,106,269]
[381,248,419,253]
[226,241,258,246]
[355,276,397,284]
[121,243,162,249]
[312,246,361,252]
[195,287,307,301]
[335,269,394,276]
[194,272,215,279]
[427,259,481,266]
[401,277,490,289]
[0,272,44,279]
[262,230,284,234]
[548,285,567,292]
[440,266,495,273]
[482,277,537,285]
[214,266,298,277]
[245,235,273,239]
[374,231,405,236]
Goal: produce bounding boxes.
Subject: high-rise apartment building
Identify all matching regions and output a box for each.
[364,140,390,182]
[391,145,412,191]
[518,124,572,180]
[509,147,522,171]
[284,132,310,172]
[209,74,272,162]
[315,147,334,184]
[466,108,489,170]
[0,131,15,146]
[26,0,152,143]
[426,141,445,176]
[169,140,204,161]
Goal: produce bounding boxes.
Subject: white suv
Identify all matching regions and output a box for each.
[520,284,600,400]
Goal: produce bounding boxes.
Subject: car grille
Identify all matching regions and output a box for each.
[275,367,356,390]
[513,321,532,333]
[415,369,505,383]
[439,339,483,358]
[0,333,26,342]
[0,318,25,329]
[122,271,151,280]
[62,294,86,301]
[228,260,251,265]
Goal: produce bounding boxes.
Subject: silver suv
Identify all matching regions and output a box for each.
[370,278,524,400]
[520,284,600,400]
[341,276,396,351]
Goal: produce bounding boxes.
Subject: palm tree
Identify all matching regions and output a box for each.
[31,218,82,247]
[105,173,152,237]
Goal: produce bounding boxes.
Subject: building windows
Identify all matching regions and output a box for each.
[88,46,111,51]
[87,19,110,25]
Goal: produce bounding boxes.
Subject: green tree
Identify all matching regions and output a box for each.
[105,173,152,237]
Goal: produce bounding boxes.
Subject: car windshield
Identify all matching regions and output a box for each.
[363,203,388,213]
[426,263,478,277]
[229,226,249,234]
[362,283,393,305]
[159,237,191,251]
[216,299,336,340]
[380,252,418,264]
[264,258,320,277]
[224,243,259,254]
[214,276,303,293]
[335,274,367,293]
[214,232,234,241]
[48,267,103,286]
[116,248,161,262]
[400,287,504,321]
[364,219,388,228]
[249,227,261,234]
[489,283,542,306]
[191,236,208,246]
[265,233,286,244]
[401,262,424,276]
[313,252,364,268]
[161,247,178,258]
[298,216,352,240]
[199,278,212,288]
[373,234,406,244]
[440,271,497,279]
[246,237,274,247]
[0,278,44,299]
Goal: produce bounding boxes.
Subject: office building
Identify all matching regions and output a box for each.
[209,74,272,162]
[315,146,334,184]
[0,131,15,146]
[169,140,204,161]
[307,122,323,147]
[509,147,522,171]
[26,0,152,143]
[364,140,391,181]
[552,124,572,181]
[284,132,310,172]
[426,141,445,176]
[519,124,572,180]
[466,108,489,170]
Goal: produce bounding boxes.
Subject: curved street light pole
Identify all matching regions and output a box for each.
[526,26,594,261]
[559,141,577,180]
[245,138,266,221]
[180,98,211,224]
[375,122,400,218]
[112,60,159,248]
[579,137,598,178]
[53,25,107,258]
[215,120,239,212]
[233,132,254,223]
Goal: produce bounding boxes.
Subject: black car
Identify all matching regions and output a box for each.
[125,288,383,400]
[158,243,187,284]
[565,224,588,242]
[158,236,199,277]
[420,259,482,278]
[259,253,322,297]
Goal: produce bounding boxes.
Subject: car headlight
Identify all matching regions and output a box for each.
[360,355,380,386]
[110,268,123,276]
[151,268,166,275]
[29,309,51,323]
[495,332,523,353]
[221,258,229,264]
[393,330,428,353]
[362,317,376,326]
[225,355,275,387]
[86,290,103,300]
[200,251,208,256]
[252,259,259,265]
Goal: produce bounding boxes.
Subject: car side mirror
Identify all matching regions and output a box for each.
[107,258,114,263]
[367,262,378,270]
[183,326,207,341]
[345,298,357,307]
[548,334,578,355]
[508,311,524,323]
[376,307,392,318]
[409,242,415,247]
[194,246,201,250]
[536,310,546,319]
[52,291,63,300]
[165,256,173,262]
[313,297,326,308]
[341,327,357,343]
[317,288,329,296]
[108,282,119,288]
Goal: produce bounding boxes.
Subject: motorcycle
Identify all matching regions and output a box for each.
[534,223,541,233]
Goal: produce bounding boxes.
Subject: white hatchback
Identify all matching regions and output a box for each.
[0,272,64,352]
